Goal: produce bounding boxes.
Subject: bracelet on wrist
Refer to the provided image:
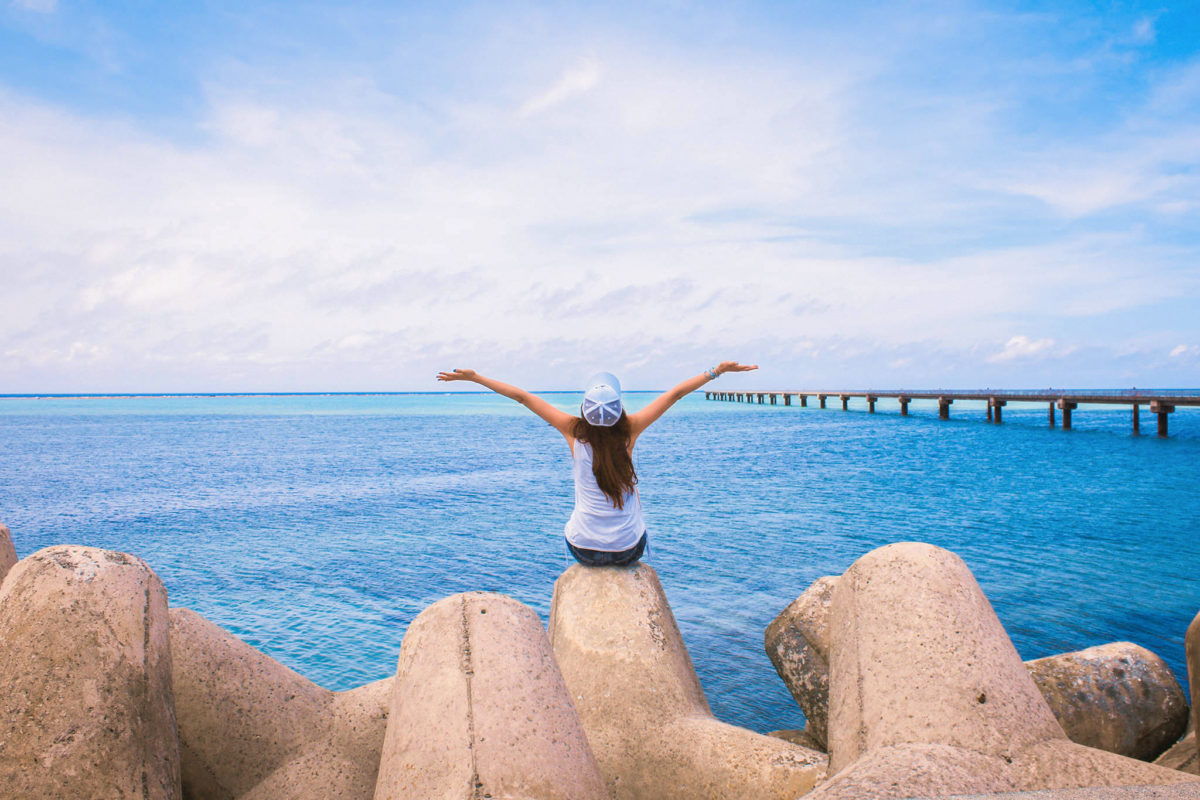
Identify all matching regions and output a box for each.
[705,367,719,380]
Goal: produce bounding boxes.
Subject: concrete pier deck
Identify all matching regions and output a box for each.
[704,390,1200,437]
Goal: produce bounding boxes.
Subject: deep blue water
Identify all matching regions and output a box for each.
[1,392,1197,732]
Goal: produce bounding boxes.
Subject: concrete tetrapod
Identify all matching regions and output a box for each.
[1192,611,1200,738]
[1026,642,1188,761]
[764,575,838,750]
[807,542,1199,799]
[0,522,17,586]
[373,592,606,800]
[169,607,390,800]
[1158,731,1200,775]
[769,577,1188,761]
[0,545,181,799]
[548,563,827,800]
[1157,610,1200,775]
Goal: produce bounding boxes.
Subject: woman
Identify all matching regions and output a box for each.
[436,362,757,566]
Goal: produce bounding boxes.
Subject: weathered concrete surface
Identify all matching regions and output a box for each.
[771,575,1187,762]
[374,592,606,800]
[1156,731,1199,775]
[0,545,181,799]
[0,522,17,586]
[1027,642,1188,761]
[1190,611,1200,739]
[913,782,1200,798]
[1154,610,1200,776]
[811,542,1199,799]
[769,728,824,750]
[810,739,1200,799]
[764,575,837,749]
[826,543,1063,772]
[169,607,389,800]
[549,563,827,800]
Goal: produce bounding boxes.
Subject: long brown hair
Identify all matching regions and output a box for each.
[572,413,638,509]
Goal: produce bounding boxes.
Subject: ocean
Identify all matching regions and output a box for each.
[1,391,1197,732]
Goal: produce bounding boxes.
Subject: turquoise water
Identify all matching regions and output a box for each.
[1,392,1197,732]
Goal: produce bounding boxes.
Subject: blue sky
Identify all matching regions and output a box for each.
[2,1,1198,391]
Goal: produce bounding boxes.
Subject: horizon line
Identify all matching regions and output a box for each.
[0,390,662,399]
[4,386,1200,401]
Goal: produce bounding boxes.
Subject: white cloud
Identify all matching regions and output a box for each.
[10,0,57,12]
[208,104,283,148]
[987,336,1056,364]
[1130,16,1156,45]
[519,57,603,117]
[1,9,1199,392]
[994,62,1200,219]
[1170,344,1199,358]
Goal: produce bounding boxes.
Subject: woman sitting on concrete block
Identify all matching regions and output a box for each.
[437,362,756,566]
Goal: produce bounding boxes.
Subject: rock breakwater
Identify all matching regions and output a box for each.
[1,525,1197,799]
[767,573,1191,762]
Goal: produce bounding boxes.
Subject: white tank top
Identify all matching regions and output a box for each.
[564,439,645,552]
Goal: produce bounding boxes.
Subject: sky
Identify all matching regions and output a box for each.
[1,0,1198,392]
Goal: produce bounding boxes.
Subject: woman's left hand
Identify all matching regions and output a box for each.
[437,369,478,382]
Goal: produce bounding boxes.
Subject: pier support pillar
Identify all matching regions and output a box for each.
[770,393,777,405]
[987,403,992,422]
[800,395,808,408]
[1150,402,1174,437]
[1132,404,1140,435]
[867,396,877,413]
[784,394,791,406]
[840,395,849,411]
[1058,399,1077,430]
[990,398,1006,424]
[1049,402,1056,427]
[819,395,827,409]
[898,397,910,416]
[758,393,765,405]
[938,397,952,420]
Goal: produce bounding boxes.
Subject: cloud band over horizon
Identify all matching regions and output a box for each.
[2,1,1199,392]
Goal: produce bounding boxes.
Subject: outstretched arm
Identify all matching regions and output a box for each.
[627,361,757,439]
[437,369,575,443]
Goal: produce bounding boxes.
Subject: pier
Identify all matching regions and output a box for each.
[703,389,1200,437]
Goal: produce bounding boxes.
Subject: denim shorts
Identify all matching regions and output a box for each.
[567,531,648,567]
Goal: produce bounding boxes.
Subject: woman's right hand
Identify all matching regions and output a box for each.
[716,361,758,375]
[437,368,478,382]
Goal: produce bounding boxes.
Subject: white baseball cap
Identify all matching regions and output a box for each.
[582,371,623,427]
